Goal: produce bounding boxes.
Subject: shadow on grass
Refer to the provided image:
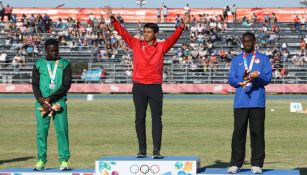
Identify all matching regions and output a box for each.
[197,160,229,172]
[296,167,307,175]
[0,156,34,165]
[198,160,281,173]
[205,160,229,168]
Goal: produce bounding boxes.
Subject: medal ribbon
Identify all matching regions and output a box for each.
[243,51,256,73]
[46,60,59,84]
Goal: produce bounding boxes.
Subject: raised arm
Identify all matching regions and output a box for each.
[162,12,190,53]
[103,6,137,49]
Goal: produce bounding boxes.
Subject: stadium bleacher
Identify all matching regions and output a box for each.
[0,17,307,85]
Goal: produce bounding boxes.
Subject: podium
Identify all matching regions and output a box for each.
[197,168,300,175]
[95,156,200,175]
[0,168,95,175]
[0,157,300,175]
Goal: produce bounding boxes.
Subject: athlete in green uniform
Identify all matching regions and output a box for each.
[32,39,72,171]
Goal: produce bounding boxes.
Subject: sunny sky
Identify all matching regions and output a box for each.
[1,0,305,8]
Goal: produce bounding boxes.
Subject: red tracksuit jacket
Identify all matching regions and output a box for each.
[111,20,184,84]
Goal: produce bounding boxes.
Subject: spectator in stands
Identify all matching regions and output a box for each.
[4,4,12,21]
[221,21,228,32]
[110,33,118,49]
[175,14,182,28]
[125,67,132,78]
[191,46,199,60]
[12,53,26,69]
[26,45,34,57]
[122,51,132,64]
[116,13,124,26]
[271,23,280,33]
[220,48,231,68]
[260,23,268,33]
[174,47,184,64]
[10,13,17,23]
[271,13,278,25]
[184,3,191,13]
[209,53,218,70]
[56,18,63,29]
[227,32,272,174]
[43,13,50,23]
[225,34,234,46]
[272,52,285,79]
[0,2,4,22]
[292,54,304,66]
[265,48,272,58]
[0,53,7,63]
[104,5,190,159]
[97,48,107,61]
[88,13,96,23]
[190,30,197,42]
[81,69,87,80]
[268,32,278,46]
[100,65,107,79]
[281,50,289,62]
[251,13,258,25]
[29,14,36,24]
[241,17,252,27]
[32,39,71,171]
[223,6,230,22]
[5,36,11,45]
[33,45,39,58]
[183,44,192,59]
[300,38,306,52]
[264,13,270,26]
[156,8,161,23]
[190,15,196,24]
[231,4,237,22]
[162,5,168,22]
[300,17,306,30]
[294,15,301,31]
[202,54,210,71]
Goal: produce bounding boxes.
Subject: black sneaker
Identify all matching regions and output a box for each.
[152,150,163,159]
[136,150,147,158]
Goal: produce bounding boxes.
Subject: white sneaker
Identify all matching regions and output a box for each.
[227,166,240,174]
[251,166,263,174]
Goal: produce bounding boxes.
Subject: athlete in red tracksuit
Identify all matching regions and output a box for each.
[104,6,190,159]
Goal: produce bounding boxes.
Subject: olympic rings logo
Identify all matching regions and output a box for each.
[130,164,160,175]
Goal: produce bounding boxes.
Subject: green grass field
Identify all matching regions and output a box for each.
[0,95,307,173]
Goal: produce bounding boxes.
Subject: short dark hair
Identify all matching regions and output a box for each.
[144,23,159,33]
[45,39,59,48]
[242,32,256,41]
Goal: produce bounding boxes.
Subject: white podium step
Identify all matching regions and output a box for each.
[197,168,300,175]
[0,168,95,175]
[96,156,200,175]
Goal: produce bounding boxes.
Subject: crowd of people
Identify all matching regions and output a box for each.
[0,3,306,81]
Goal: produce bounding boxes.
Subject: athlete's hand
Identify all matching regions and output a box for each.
[239,82,247,88]
[103,5,114,18]
[180,12,190,28]
[42,103,52,114]
[38,97,50,104]
[250,71,260,78]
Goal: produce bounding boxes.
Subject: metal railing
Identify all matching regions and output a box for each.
[1,62,306,84]
[88,62,307,84]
